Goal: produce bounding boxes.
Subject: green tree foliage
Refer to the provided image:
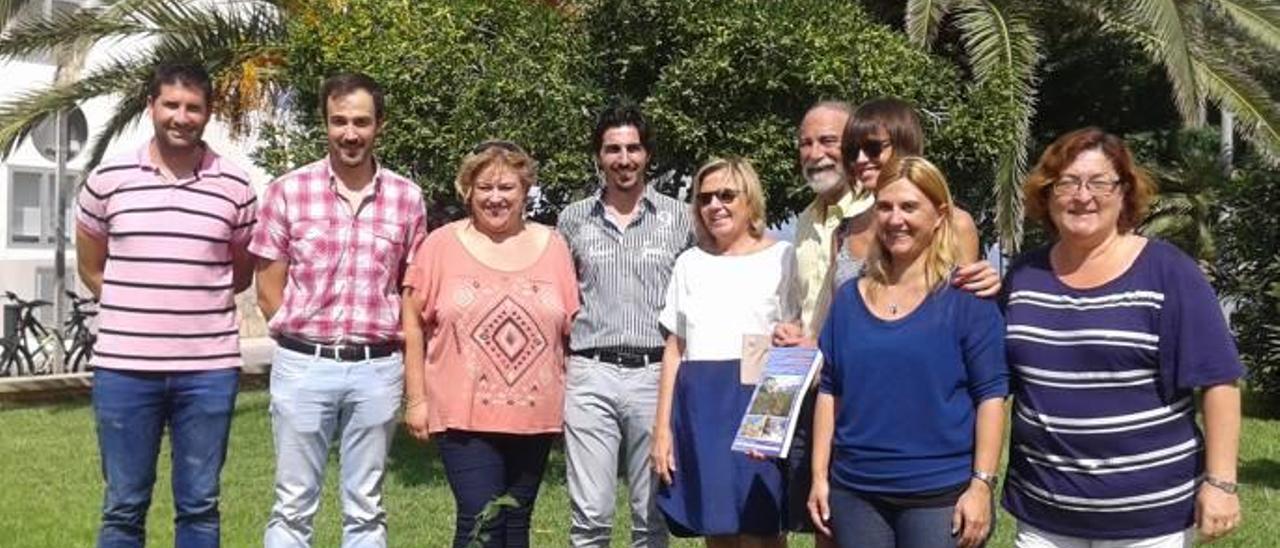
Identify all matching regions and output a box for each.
[267,0,601,217]
[1216,153,1280,396]
[0,0,287,167]
[265,0,1021,227]
[590,0,1020,226]
[1130,129,1224,264]
[903,0,1280,252]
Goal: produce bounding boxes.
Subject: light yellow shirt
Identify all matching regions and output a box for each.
[794,190,873,334]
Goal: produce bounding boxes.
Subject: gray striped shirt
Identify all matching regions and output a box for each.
[559,185,695,351]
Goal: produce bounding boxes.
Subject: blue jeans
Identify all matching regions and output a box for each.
[437,431,554,548]
[93,367,240,548]
[263,347,403,548]
[829,485,958,548]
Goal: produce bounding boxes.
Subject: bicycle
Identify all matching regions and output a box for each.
[63,290,97,373]
[0,291,62,377]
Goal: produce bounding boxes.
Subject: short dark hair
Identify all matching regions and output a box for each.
[591,102,654,157]
[842,97,925,168]
[147,63,214,105]
[320,72,385,121]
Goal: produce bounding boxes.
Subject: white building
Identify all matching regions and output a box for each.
[1,0,271,329]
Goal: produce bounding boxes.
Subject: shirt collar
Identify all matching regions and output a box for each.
[591,184,659,217]
[136,139,218,183]
[323,155,384,196]
[806,189,861,223]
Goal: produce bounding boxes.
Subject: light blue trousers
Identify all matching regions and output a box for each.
[263,347,403,548]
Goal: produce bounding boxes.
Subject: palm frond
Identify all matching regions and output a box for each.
[0,0,38,31]
[1115,0,1203,123]
[0,0,287,168]
[0,58,146,159]
[951,0,1040,251]
[905,0,954,48]
[1194,47,1280,162]
[952,0,1040,86]
[83,83,148,169]
[1214,0,1280,51]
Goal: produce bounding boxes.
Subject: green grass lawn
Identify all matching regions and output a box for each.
[1,389,1277,547]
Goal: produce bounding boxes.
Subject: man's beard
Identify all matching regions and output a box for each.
[805,168,845,196]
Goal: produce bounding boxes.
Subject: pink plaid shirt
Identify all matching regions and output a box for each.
[249,158,426,344]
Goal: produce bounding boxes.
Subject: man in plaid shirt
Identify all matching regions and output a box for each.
[250,72,425,548]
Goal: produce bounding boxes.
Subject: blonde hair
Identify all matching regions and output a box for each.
[453,140,537,205]
[689,157,767,246]
[862,156,959,299]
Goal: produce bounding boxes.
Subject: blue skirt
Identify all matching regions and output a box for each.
[656,359,785,537]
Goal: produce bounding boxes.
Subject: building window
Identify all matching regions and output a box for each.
[7,167,77,247]
[6,0,85,65]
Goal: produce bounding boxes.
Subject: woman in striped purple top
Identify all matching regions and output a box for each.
[1002,128,1244,547]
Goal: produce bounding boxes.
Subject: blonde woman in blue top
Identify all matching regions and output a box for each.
[808,156,1008,548]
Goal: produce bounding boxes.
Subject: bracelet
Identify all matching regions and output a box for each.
[972,470,999,490]
[1203,475,1239,495]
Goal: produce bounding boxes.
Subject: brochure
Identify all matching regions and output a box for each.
[731,346,823,459]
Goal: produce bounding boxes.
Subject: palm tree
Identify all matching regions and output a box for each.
[0,0,286,371]
[1136,129,1224,264]
[0,0,288,168]
[902,0,1280,253]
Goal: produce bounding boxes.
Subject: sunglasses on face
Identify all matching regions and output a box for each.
[696,188,740,206]
[851,139,892,160]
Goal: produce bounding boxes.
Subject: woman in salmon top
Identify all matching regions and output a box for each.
[402,140,580,548]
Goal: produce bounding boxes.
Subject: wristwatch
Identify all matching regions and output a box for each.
[1203,475,1239,495]
[972,470,999,490]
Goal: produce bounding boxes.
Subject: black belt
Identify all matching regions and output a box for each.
[572,347,663,368]
[276,335,399,362]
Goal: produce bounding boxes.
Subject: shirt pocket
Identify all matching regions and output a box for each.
[289,219,338,269]
[367,221,405,276]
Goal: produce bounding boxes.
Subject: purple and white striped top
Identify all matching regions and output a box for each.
[1001,239,1243,539]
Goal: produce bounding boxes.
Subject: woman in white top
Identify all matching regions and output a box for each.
[651,157,799,547]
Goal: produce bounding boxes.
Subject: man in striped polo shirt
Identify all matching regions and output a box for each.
[251,72,425,548]
[558,104,694,547]
[76,63,258,547]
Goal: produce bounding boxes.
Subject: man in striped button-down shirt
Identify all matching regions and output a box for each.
[558,104,694,547]
[76,63,257,547]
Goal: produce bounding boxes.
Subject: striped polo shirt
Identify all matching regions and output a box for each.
[557,185,695,351]
[1001,240,1243,539]
[76,142,258,371]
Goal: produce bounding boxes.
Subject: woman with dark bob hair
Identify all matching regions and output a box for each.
[1001,127,1243,547]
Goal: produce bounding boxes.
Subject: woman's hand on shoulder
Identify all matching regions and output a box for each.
[952,478,993,548]
[952,260,1002,299]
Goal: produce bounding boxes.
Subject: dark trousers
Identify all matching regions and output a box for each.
[437,431,555,548]
[829,485,959,548]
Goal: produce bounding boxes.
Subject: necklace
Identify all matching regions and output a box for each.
[888,302,899,315]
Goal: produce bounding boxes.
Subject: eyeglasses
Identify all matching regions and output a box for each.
[1051,178,1122,196]
[851,139,892,160]
[696,188,739,206]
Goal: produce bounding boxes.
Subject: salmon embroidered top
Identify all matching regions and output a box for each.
[405,221,580,435]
